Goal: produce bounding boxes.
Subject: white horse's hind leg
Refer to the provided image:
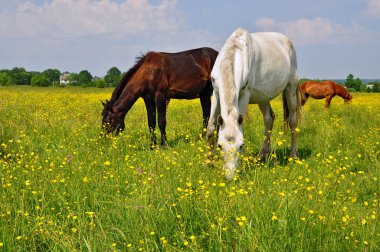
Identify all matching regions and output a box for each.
[258,102,275,159]
[283,84,299,157]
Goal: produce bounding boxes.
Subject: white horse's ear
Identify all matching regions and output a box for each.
[238,114,243,125]
[217,115,224,126]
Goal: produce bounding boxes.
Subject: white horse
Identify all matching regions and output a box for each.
[206,28,301,180]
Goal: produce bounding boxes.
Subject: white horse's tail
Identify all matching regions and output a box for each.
[282,42,301,128]
[282,84,302,128]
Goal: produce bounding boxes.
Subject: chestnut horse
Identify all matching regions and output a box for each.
[101,47,218,147]
[300,80,352,108]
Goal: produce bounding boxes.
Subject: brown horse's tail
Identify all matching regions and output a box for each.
[282,83,302,129]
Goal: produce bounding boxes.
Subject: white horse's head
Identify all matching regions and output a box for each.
[217,113,244,180]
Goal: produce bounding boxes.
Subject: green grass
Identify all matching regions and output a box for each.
[0,86,379,251]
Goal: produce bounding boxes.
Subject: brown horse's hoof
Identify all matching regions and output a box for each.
[287,154,298,161]
[259,153,267,162]
[259,147,272,161]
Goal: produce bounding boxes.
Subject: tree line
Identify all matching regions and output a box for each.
[0,67,122,88]
[1,67,379,92]
[344,73,379,92]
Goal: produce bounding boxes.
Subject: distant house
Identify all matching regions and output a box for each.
[59,72,71,85]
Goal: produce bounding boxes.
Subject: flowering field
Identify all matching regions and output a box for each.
[0,86,379,251]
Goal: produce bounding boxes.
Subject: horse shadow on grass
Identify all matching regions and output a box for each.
[245,147,313,167]
[235,147,313,180]
[166,135,188,147]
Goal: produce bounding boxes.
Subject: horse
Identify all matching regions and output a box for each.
[101,47,218,147]
[206,28,301,180]
[300,80,352,108]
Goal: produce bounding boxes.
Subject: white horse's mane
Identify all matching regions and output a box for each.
[220,28,251,115]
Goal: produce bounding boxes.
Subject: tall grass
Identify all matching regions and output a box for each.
[0,86,379,251]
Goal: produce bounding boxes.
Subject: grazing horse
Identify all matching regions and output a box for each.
[102,47,218,147]
[206,28,301,180]
[300,80,352,108]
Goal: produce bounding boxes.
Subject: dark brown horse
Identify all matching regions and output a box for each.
[300,80,352,108]
[101,47,218,147]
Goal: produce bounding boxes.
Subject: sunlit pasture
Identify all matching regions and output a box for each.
[0,86,379,251]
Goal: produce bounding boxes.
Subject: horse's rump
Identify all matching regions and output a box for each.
[301,81,329,99]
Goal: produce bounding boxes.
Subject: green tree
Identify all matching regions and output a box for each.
[345,74,355,89]
[77,70,93,84]
[42,69,61,84]
[67,73,79,86]
[31,74,50,87]
[94,78,106,88]
[0,72,14,86]
[372,83,380,93]
[10,67,32,85]
[354,77,362,91]
[104,67,121,87]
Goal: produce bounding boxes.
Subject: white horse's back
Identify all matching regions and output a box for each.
[248,32,297,103]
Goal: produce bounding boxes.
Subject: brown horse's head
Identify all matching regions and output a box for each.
[344,92,353,103]
[341,86,353,103]
[332,81,352,104]
[101,100,125,135]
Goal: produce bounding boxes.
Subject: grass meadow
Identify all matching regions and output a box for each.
[0,86,379,251]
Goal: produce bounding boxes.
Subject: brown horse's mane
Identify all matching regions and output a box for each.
[109,53,148,105]
[330,81,349,97]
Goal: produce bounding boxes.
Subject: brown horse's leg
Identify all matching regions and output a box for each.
[144,98,157,149]
[200,94,211,131]
[258,102,275,159]
[301,92,308,106]
[156,95,168,146]
[325,95,334,108]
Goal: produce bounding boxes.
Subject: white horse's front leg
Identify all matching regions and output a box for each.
[238,90,251,117]
[206,91,220,147]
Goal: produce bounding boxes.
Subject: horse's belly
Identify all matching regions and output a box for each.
[309,94,326,99]
[171,92,200,99]
[247,88,279,104]
[169,85,207,99]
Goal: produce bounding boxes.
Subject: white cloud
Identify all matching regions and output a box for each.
[255,17,369,45]
[0,0,182,39]
[367,0,380,17]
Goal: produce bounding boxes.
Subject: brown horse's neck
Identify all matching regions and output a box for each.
[112,83,143,116]
[110,54,146,105]
[333,83,350,99]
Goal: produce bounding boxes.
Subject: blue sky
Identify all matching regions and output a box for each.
[1,0,379,79]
